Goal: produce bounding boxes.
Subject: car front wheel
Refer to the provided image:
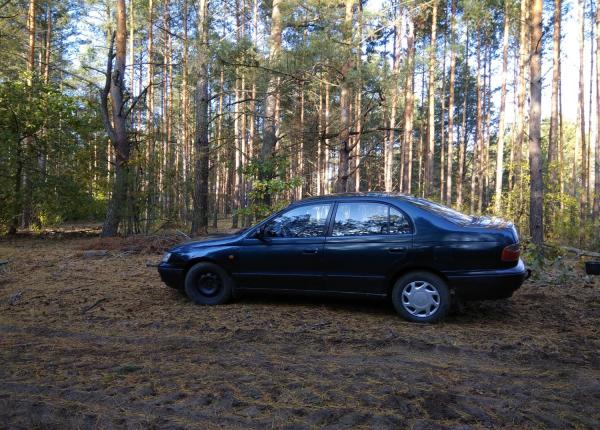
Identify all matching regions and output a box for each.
[184,262,233,305]
[391,271,450,323]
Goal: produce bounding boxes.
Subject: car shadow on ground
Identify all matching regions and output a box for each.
[176,287,518,324]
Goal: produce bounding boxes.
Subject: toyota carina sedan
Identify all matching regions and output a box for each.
[158,193,528,323]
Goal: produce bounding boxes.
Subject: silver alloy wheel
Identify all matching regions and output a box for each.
[401,281,441,318]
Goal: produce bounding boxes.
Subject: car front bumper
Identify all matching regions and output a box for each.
[158,263,185,289]
[446,259,529,300]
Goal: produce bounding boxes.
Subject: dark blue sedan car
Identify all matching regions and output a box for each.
[158,193,528,323]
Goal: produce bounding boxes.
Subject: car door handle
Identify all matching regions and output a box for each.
[388,247,407,254]
[302,248,319,254]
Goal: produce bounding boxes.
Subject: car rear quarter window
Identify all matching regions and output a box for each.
[410,198,473,224]
[332,203,411,236]
[389,207,412,234]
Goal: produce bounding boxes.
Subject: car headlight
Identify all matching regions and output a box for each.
[161,252,172,263]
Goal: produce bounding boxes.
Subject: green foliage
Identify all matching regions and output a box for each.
[0,76,106,232]
[238,156,302,220]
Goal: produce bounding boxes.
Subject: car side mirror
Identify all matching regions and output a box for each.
[253,225,268,241]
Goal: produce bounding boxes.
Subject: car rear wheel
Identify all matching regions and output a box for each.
[391,271,450,323]
[184,262,233,305]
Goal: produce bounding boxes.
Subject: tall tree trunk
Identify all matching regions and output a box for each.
[386,8,401,192]
[335,0,354,193]
[548,0,561,193]
[145,0,155,232]
[182,0,190,220]
[43,1,51,84]
[577,0,586,217]
[259,0,282,201]
[495,3,510,214]
[403,12,415,195]
[457,29,468,210]
[425,0,437,197]
[101,0,129,237]
[352,1,363,193]
[445,0,456,205]
[471,30,482,214]
[515,0,529,205]
[191,0,210,235]
[20,0,37,230]
[595,2,600,219]
[529,0,543,246]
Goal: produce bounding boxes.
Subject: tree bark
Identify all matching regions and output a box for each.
[425,0,437,197]
[260,0,282,176]
[20,0,37,229]
[335,0,354,193]
[101,0,130,237]
[445,0,456,205]
[514,0,529,200]
[457,29,468,210]
[191,0,210,236]
[471,30,482,214]
[386,8,401,192]
[595,2,600,219]
[403,12,415,195]
[495,3,510,214]
[548,0,561,193]
[576,0,586,215]
[529,0,544,246]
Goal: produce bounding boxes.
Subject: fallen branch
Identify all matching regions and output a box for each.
[82,298,107,314]
[561,246,600,259]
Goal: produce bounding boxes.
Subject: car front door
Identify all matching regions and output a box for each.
[231,203,333,291]
[323,202,413,294]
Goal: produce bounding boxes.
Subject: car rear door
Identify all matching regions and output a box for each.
[232,203,332,291]
[322,201,413,295]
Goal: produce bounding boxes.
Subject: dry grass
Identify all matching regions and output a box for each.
[0,235,599,429]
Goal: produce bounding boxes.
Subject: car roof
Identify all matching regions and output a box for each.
[290,192,416,204]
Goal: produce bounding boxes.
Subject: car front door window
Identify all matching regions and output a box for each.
[263,204,332,238]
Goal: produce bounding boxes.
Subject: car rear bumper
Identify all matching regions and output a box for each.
[446,259,528,300]
[158,263,185,289]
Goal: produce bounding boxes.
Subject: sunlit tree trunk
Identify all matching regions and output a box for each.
[456,30,468,210]
[101,0,130,237]
[495,4,510,214]
[386,8,401,192]
[20,0,37,230]
[548,0,561,194]
[145,0,155,232]
[576,0,586,216]
[515,0,529,206]
[595,2,600,220]
[471,30,482,214]
[445,0,456,205]
[425,0,437,197]
[403,12,415,195]
[529,0,543,246]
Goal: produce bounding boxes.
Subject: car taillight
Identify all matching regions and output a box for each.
[501,243,521,262]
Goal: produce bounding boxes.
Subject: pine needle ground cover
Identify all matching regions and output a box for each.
[0,235,599,429]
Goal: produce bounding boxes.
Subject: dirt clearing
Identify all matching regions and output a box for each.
[1,236,599,429]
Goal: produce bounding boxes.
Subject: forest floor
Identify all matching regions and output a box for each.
[1,229,600,429]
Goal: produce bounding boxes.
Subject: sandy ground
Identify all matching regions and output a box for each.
[1,235,599,429]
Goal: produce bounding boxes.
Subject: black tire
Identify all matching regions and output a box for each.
[184,262,233,305]
[391,271,451,323]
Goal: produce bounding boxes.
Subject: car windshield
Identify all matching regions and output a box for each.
[410,198,473,224]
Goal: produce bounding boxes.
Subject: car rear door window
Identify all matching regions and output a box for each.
[263,204,331,238]
[332,203,411,236]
